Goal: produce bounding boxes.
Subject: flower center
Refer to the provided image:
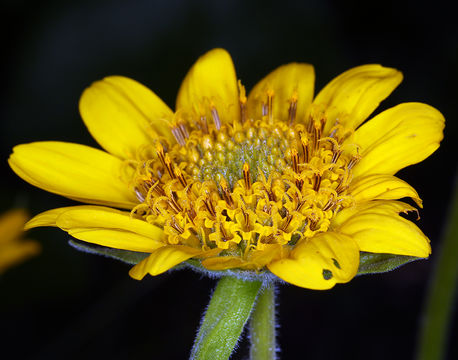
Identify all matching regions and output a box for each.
[130,90,360,270]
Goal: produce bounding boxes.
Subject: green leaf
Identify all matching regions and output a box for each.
[357,251,424,275]
[68,239,149,265]
[190,276,262,360]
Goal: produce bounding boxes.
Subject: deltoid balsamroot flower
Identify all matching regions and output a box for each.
[9,49,444,289]
[0,209,40,274]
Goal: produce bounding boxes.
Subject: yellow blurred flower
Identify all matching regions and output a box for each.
[0,209,40,274]
[8,49,444,289]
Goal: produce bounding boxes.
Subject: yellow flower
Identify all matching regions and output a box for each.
[9,49,444,289]
[0,209,40,274]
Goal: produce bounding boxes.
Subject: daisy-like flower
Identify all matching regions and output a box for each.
[9,49,444,289]
[0,209,40,274]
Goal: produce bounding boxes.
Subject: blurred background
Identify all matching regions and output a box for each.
[1,0,457,359]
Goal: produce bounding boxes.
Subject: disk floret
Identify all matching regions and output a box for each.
[131,92,358,270]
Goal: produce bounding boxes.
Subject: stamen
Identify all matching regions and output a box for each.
[171,125,186,146]
[267,89,274,124]
[168,192,182,213]
[200,115,209,133]
[331,149,342,164]
[170,216,184,234]
[281,214,293,231]
[135,188,145,202]
[322,194,335,211]
[313,121,322,152]
[174,167,187,187]
[203,196,216,217]
[243,163,251,190]
[179,122,189,139]
[220,178,234,207]
[220,223,229,242]
[291,148,299,173]
[238,80,247,124]
[156,142,166,168]
[211,106,221,130]
[313,173,322,191]
[288,91,298,125]
[300,133,309,163]
[164,154,176,179]
[347,154,361,169]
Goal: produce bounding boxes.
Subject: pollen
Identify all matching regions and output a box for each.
[131,87,358,270]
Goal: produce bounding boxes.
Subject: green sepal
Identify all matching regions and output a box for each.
[357,251,424,275]
[68,239,149,265]
[190,276,262,360]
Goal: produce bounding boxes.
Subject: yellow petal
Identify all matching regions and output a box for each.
[268,232,359,290]
[26,205,163,252]
[349,174,422,207]
[351,103,445,177]
[247,63,315,123]
[176,49,239,126]
[79,76,174,159]
[129,245,205,279]
[313,64,402,133]
[68,228,163,253]
[333,200,431,257]
[0,209,28,244]
[9,142,138,209]
[202,256,245,271]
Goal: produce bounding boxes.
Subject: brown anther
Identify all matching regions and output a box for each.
[313,122,322,151]
[164,154,176,179]
[261,234,276,244]
[171,126,183,146]
[238,80,247,124]
[347,154,361,169]
[170,216,184,234]
[300,134,309,163]
[296,200,306,212]
[203,197,216,217]
[241,207,249,227]
[288,93,298,125]
[267,89,274,124]
[322,194,335,211]
[320,115,326,131]
[291,148,299,173]
[179,122,189,139]
[331,149,342,164]
[174,167,187,187]
[309,217,319,231]
[151,180,166,196]
[296,178,304,192]
[200,115,209,133]
[313,173,322,191]
[281,214,293,231]
[262,102,268,117]
[211,106,221,130]
[219,223,229,242]
[220,178,234,207]
[156,142,166,167]
[135,188,145,203]
[167,191,182,213]
[335,174,349,194]
[243,163,252,190]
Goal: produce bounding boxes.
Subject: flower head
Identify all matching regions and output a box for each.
[0,209,40,274]
[9,49,444,289]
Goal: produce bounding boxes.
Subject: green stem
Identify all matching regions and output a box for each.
[190,276,262,360]
[249,283,277,360]
[417,178,458,360]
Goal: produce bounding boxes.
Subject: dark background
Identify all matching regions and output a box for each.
[1,0,457,359]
